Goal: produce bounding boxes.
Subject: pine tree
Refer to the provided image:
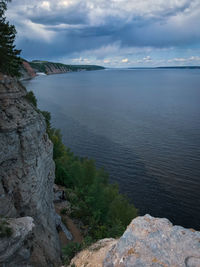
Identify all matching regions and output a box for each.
[0,0,21,76]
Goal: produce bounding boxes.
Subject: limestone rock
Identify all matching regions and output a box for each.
[0,217,34,267]
[71,238,117,267]
[55,213,73,241]
[103,214,200,267]
[53,184,66,203]
[70,215,200,267]
[0,75,61,266]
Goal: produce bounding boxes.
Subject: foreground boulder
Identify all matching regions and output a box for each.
[71,215,200,267]
[104,214,200,267]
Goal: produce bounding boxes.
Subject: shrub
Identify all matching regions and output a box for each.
[62,242,82,265]
[25,91,37,107]
[0,219,12,238]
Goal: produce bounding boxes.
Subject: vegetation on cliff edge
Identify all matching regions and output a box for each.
[50,127,137,239]
[26,90,137,264]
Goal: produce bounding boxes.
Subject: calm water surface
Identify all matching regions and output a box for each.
[23,69,200,229]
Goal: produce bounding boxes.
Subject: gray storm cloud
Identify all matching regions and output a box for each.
[6,0,200,66]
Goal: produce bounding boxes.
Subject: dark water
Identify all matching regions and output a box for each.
[23,69,200,230]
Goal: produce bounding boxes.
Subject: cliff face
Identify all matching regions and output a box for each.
[44,63,71,75]
[0,74,61,266]
[20,60,104,78]
[29,61,105,75]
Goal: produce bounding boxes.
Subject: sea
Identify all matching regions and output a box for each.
[23,68,200,230]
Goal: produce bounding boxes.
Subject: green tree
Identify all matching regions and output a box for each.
[0,0,21,76]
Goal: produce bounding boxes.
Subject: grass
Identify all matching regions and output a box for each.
[0,218,13,238]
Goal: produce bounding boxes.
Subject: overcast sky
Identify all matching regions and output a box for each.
[6,0,200,67]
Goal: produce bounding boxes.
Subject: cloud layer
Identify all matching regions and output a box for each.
[7,0,200,66]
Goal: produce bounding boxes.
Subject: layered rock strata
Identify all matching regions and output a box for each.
[0,74,61,266]
[44,64,70,75]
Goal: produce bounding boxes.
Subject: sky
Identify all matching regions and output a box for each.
[6,0,200,67]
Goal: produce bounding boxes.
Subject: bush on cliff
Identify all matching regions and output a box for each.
[48,128,137,240]
[25,91,37,107]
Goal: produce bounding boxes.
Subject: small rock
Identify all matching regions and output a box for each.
[55,213,73,241]
[53,184,66,203]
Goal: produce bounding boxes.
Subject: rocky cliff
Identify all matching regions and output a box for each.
[1,74,200,267]
[0,74,61,266]
[71,214,200,267]
[19,60,104,79]
[29,60,105,75]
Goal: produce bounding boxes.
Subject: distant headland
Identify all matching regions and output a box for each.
[20,59,105,80]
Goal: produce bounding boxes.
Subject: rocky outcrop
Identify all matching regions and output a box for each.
[0,74,61,266]
[53,184,67,203]
[0,217,34,266]
[104,214,200,267]
[55,213,73,241]
[70,214,200,267]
